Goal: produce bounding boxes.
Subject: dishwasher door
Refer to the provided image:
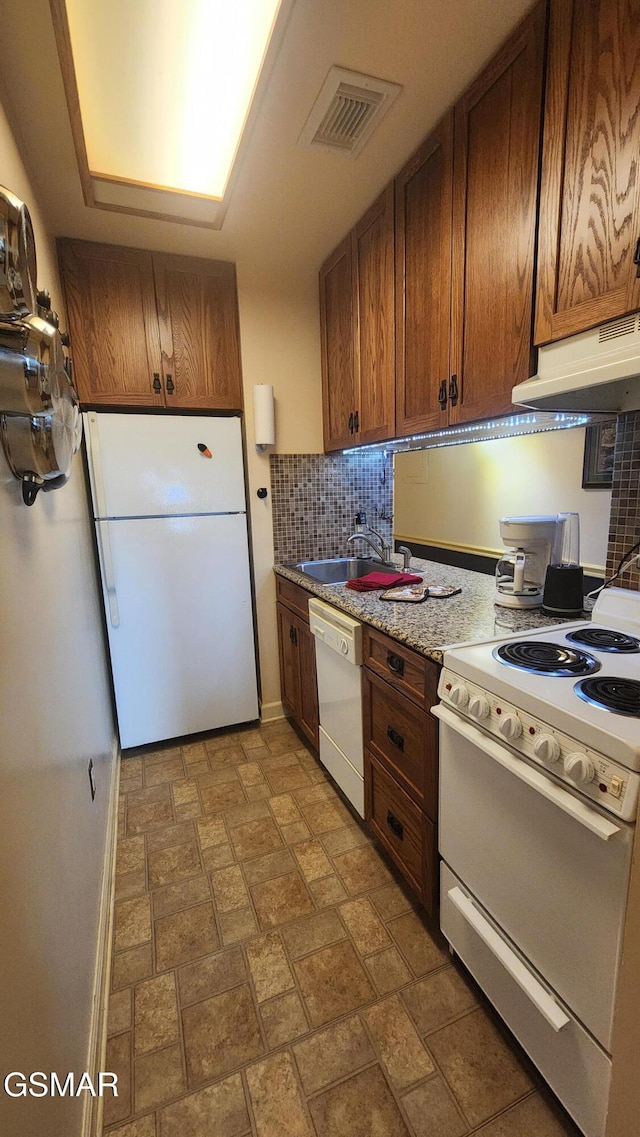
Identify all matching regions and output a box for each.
[308,598,364,817]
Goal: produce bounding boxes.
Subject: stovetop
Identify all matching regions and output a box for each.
[441,588,640,771]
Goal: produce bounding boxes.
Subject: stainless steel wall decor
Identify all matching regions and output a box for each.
[0,185,80,504]
[0,185,37,319]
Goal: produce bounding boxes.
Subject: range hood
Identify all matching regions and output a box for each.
[513,312,640,413]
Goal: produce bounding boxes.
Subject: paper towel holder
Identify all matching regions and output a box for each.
[253,383,275,451]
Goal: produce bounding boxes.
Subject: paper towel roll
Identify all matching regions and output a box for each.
[253,384,275,447]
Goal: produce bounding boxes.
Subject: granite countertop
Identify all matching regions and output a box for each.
[275,556,577,664]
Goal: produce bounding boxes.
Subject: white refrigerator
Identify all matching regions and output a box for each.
[84,412,259,749]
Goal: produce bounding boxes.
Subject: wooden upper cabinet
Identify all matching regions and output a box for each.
[153,254,243,410]
[449,0,546,425]
[57,239,243,410]
[354,186,396,444]
[395,112,454,436]
[320,188,396,451]
[58,239,163,407]
[320,235,357,451]
[535,0,640,344]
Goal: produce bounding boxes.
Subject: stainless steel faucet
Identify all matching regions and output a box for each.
[397,544,412,571]
[346,523,392,565]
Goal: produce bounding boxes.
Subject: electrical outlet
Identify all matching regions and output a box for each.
[88,759,96,801]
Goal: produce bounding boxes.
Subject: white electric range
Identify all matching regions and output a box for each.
[432,587,640,1137]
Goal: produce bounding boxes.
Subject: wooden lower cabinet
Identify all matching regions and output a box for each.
[275,579,318,750]
[366,751,437,915]
[363,626,440,917]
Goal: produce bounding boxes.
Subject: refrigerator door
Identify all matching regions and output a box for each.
[97,513,258,748]
[84,412,246,518]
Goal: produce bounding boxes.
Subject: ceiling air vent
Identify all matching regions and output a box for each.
[298,67,402,159]
[598,314,638,342]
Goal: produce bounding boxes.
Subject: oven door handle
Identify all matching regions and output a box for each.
[447,886,570,1033]
[432,704,622,842]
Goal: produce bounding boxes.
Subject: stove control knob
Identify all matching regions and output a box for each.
[533,734,560,763]
[468,694,490,721]
[564,752,595,785]
[498,713,522,741]
[449,683,469,708]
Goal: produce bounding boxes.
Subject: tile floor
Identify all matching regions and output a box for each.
[104,720,581,1137]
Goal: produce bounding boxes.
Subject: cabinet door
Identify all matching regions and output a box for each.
[153,254,243,410]
[535,0,640,344]
[395,112,454,435]
[297,617,319,749]
[276,603,300,720]
[450,2,546,425]
[353,186,396,444]
[320,236,357,451]
[57,239,163,407]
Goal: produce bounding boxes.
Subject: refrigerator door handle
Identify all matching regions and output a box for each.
[85,412,109,519]
[96,523,120,628]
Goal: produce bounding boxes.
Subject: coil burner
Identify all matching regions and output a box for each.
[493,641,600,677]
[575,677,640,717]
[566,628,640,654]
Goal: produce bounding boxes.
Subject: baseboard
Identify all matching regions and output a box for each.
[81,735,120,1137]
[260,699,285,723]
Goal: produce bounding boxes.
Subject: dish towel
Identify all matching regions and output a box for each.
[346,572,423,592]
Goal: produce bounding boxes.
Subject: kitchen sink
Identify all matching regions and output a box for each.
[288,556,398,585]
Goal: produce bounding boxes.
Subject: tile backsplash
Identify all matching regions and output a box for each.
[270,451,393,564]
[606,410,640,591]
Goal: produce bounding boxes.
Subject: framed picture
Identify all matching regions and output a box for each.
[582,420,617,488]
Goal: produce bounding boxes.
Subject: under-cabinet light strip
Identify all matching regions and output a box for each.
[343,412,599,455]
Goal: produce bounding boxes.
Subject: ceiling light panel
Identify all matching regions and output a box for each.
[64,0,282,200]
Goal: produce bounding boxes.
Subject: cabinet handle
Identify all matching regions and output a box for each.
[152,373,161,393]
[386,725,404,751]
[289,624,297,646]
[438,379,448,409]
[348,412,354,434]
[386,810,404,840]
[166,374,175,395]
[449,374,459,407]
[353,409,359,433]
[387,651,405,677]
[634,237,640,277]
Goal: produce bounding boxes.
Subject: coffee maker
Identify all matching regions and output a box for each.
[495,515,561,609]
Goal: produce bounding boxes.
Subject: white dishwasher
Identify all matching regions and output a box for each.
[308,598,364,818]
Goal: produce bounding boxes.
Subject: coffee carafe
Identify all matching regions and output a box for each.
[495,516,560,609]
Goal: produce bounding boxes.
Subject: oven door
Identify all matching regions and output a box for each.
[433,703,633,1052]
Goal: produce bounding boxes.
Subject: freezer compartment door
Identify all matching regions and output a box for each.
[96,514,258,748]
[85,412,247,517]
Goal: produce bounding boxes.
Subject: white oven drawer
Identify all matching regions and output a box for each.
[441,863,610,1137]
[436,706,632,1050]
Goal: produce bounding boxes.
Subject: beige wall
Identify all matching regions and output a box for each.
[0,96,116,1136]
[394,427,612,575]
[237,274,323,715]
